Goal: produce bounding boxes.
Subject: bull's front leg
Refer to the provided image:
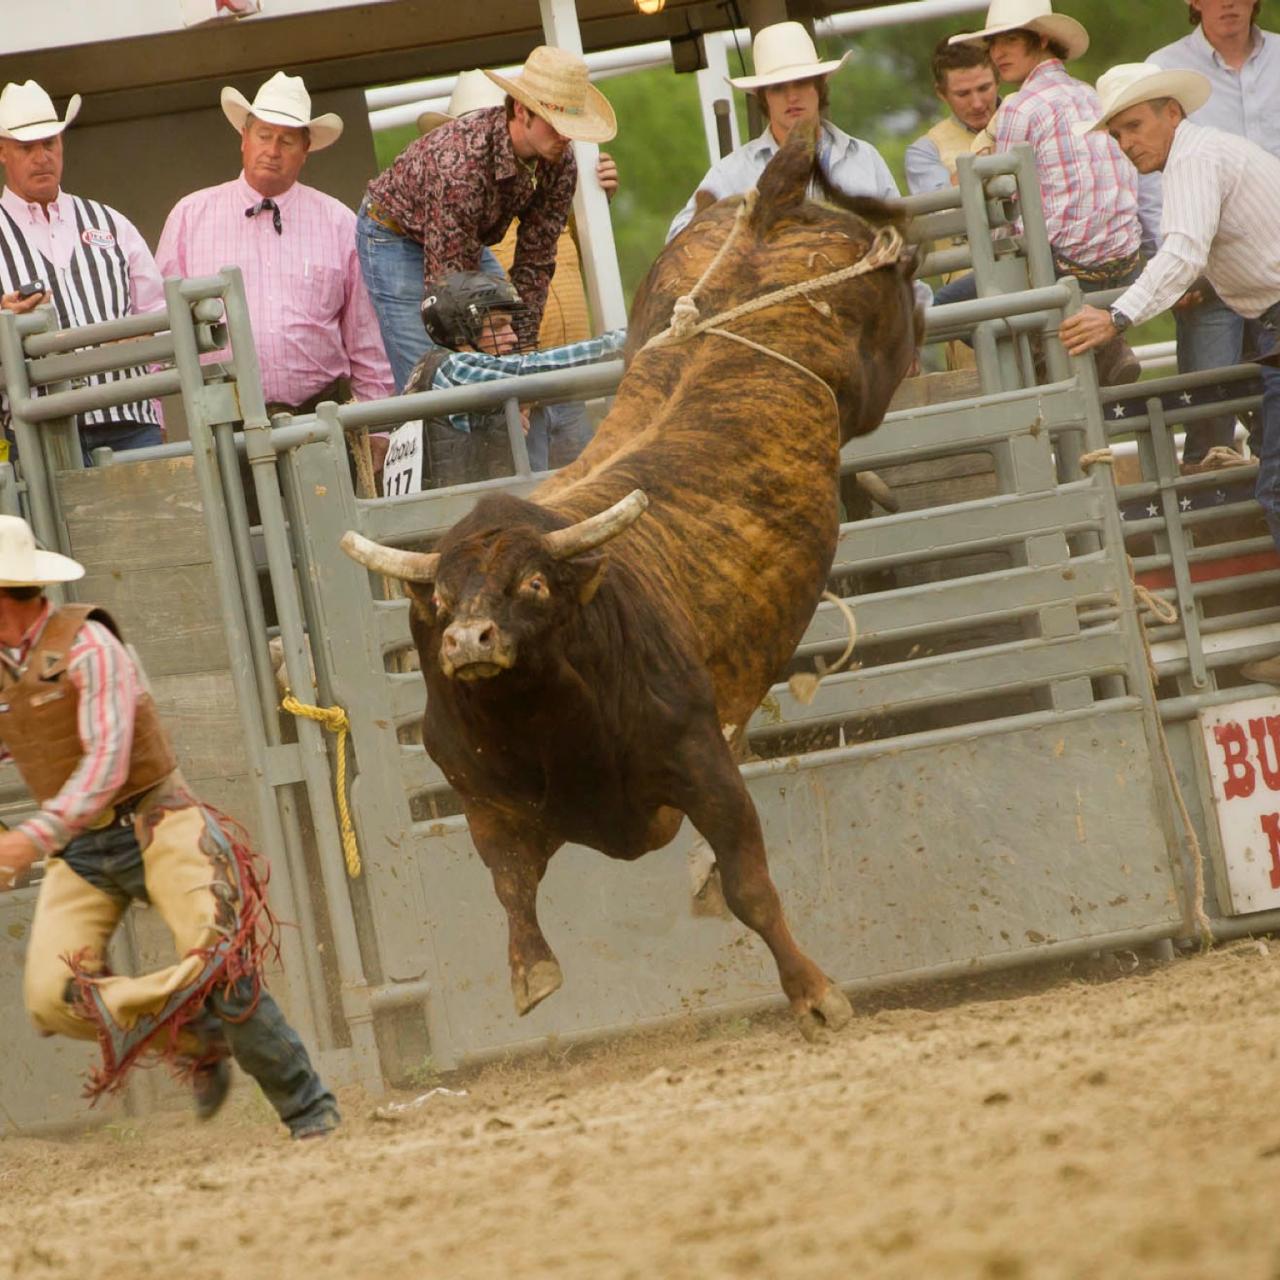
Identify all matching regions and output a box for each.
[674,740,853,1041]
[465,805,564,1016]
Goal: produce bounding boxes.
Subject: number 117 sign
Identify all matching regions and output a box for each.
[1200,694,1280,914]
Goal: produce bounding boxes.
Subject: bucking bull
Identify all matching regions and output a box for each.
[343,132,921,1039]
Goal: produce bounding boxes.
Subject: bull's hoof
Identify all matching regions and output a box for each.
[512,959,563,1016]
[794,983,854,1043]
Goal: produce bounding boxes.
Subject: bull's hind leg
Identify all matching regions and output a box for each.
[466,806,564,1016]
[675,747,853,1041]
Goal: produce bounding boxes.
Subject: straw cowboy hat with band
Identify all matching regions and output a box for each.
[484,47,616,144]
[0,516,84,588]
[949,0,1090,60]
[417,69,505,137]
[1074,62,1212,135]
[727,22,851,92]
[220,71,344,151]
[0,81,81,142]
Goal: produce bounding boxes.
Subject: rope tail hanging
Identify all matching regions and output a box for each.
[281,692,362,878]
[789,592,858,706]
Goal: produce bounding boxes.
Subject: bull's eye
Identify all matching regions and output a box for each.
[431,591,449,615]
[519,572,549,599]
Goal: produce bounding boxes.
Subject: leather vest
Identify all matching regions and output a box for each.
[0,604,176,806]
[925,115,981,178]
[410,348,516,489]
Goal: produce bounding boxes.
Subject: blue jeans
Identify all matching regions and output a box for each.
[356,201,431,392]
[61,822,337,1137]
[80,420,162,466]
[1248,302,1280,552]
[527,401,594,471]
[1176,296,1269,463]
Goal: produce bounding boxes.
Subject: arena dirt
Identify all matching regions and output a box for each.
[5,941,1280,1280]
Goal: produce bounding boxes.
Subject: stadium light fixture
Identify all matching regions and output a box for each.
[634,0,666,13]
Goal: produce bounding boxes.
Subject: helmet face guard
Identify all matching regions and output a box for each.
[421,271,532,351]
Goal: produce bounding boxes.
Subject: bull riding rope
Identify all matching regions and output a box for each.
[281,692,362,878]
[641,189,908,420]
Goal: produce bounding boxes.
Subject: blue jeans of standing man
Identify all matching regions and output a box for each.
[60,821,338,1138]
[1176,295,1269,463]
[526,401,595,471]
[1248,302,1280,553]
[356,200,430,392]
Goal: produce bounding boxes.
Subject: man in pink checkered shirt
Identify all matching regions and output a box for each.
[157,73,395,420]
[941,1,1145,384]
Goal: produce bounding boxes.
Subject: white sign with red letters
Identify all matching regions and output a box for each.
[1200,694,1280,913]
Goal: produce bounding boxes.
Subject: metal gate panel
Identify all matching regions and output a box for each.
[367,704,1180,1068]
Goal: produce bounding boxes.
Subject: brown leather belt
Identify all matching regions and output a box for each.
[365,200,410,239]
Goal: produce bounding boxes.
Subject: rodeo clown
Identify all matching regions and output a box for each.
[0,516,338,1139]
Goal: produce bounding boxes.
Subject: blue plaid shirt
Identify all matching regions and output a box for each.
[433,329,626,433]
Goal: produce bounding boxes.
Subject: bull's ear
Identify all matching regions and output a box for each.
[571,552,609,605]
[751,123,818,234]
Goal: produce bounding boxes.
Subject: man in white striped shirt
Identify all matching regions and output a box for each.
[1060,61,1280,679]
[0,80,164,463]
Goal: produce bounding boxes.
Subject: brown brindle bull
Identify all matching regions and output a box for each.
[343,133,921,1038]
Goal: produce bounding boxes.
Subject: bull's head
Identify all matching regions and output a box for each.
[341,489,648,682]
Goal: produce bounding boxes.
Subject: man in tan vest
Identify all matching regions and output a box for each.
[905,37,1000,196]
[0,517,337,1138]
[906,39,999,372]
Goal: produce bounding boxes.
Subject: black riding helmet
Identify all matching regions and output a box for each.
[420,271,527,349]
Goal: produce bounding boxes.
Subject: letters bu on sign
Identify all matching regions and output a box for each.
[382,420,424,497]
[1200,695,1280,913]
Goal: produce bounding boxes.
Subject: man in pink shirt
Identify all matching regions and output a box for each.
[0,80,165,463]
[941,1,1145,384]
[156,73,394,423]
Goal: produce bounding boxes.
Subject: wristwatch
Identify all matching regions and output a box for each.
[1108,307,1132,333]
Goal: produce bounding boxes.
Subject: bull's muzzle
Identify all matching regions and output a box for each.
[439,618,514,680]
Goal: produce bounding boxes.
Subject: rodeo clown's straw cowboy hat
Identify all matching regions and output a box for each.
[220,71,344,151]
[727,21,851,92]
[949,0,1089,60]
[1073,62,1212,135]
[0,516,84,587]
[417,69,505,136]
[0,80,81,142]
[484,47,617,144]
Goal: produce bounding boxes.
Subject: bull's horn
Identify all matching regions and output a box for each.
[341,530,440,583]
[544,489,649,560]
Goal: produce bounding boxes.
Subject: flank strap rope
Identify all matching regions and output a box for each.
[281,692,362,878]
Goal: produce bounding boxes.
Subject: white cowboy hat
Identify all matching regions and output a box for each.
[1074,62,1211,134]
[484,47,616,144]
[727,21,850,92]
[417,69,506,136]
[948,0,1089,60]
[220,71,343,151]
[0,516,84,587]
[0,81,81,142]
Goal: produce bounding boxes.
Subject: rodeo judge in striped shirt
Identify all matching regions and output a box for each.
[0,81,165,464]
[1060,62,1280,682]
[156,73,394,423]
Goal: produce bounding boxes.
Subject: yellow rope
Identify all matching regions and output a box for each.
[281,692,362,878]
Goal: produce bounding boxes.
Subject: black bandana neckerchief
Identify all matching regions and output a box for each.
[245,197,282,235]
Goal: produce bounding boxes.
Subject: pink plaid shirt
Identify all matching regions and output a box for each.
[994,59,1140,266]
[156,175,394,406]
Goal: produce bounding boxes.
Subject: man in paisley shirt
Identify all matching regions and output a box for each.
[357,46,617,390]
